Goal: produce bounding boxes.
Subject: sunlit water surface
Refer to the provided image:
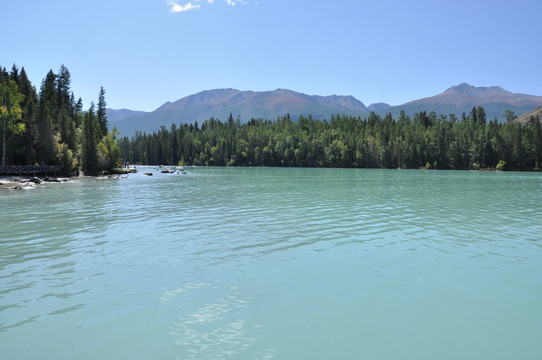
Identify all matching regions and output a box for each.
[1,167,541,359]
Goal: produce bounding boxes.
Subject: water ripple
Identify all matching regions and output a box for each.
[166,283,261,359]
[1,168,541,358]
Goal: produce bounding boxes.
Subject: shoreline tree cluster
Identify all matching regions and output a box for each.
[0,64,121,175]
[120,109,541,171]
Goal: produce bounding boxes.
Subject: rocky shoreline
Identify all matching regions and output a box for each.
[0,176,72,191]
[0,167,139,191]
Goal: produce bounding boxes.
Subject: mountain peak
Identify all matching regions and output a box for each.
[445,83,509,96]
[447,82,472,92]
[445,83,508,93]
[368,103,391,111]
[409,83,538,107]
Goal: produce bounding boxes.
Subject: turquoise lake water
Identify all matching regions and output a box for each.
[1,167,541,359]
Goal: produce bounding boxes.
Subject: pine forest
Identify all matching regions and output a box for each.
[120,110,541,171]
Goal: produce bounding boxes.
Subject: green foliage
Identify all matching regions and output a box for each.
[97,127,122,173]
[504,110,516,123]
[0,63,113,176]
[0,80,25,131]
[1,78,25,167]
[56,135,74,176]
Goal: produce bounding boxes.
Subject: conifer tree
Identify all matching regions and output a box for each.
[470,106,478,124]
[82,102,98,174]
[97,87,108,138]
[15,67,39,164]
[477,106,487,124]
[56,65,76,148]
[37,70,57,163]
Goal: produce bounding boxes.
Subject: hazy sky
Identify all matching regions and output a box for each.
[3,0,541,112]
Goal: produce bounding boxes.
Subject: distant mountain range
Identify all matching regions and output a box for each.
[109,83,542,136]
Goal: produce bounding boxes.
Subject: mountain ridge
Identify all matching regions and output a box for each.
[516,105,542,124]
[109,84,542,136]
[109,88,369,135]
[156,88,368,112]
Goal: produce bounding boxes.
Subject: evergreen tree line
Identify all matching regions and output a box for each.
[0,64,121,175]
[119,108,542,171]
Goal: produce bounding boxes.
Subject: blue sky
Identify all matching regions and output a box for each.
[3,0,541,112]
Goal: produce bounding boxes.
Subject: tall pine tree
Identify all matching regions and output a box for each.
[56,65,76,148]
[97,87,108,138]
[82,102,98,174]
[37,70,57,163]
